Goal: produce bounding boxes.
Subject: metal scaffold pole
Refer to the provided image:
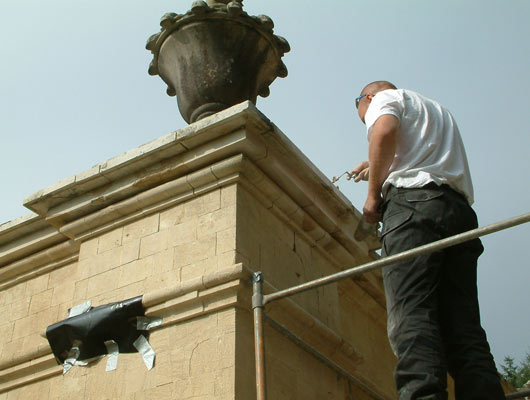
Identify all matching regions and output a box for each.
[252,272,267,400]
[252,212,530,400]
[263,212,530,306]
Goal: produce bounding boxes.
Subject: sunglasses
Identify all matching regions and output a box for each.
[355,94,367,109]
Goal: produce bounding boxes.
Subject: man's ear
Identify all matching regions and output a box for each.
[366,93,375,102]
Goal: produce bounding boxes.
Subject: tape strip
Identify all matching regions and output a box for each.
[137,316,162,331]
[67,301,92,318]
[133,335,155,371]
[63,340,82,375]
[104,340,119,371]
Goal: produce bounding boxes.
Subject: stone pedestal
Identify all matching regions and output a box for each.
[0,103,396,399]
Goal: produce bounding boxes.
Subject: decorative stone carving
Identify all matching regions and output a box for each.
[146,0,290,123]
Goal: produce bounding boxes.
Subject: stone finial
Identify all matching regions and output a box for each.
[146,0,289,124]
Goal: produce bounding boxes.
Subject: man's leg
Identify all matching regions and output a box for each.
[438,203,505,399]
[382,187,450,400]
[383,252,448,400]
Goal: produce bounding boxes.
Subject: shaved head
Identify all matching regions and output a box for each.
[355,80,397,123]
[361,80,397,95]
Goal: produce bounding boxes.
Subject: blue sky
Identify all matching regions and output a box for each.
[1,0,529,368]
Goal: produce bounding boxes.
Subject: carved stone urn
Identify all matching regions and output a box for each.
[146,0,290,124]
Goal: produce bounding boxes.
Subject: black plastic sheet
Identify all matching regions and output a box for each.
[46,296,145,364]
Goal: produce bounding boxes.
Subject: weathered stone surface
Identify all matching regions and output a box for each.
[0,103,395,399]
[146,1,289,123]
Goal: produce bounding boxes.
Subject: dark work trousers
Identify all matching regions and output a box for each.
[381,184,505,400]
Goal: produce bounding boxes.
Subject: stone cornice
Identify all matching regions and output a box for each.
[7,102,382,267]
[0,101,383,307]
[0,241,79,289]
[0,353,61,394]
[0,154,383,304]
[22,102,268,217]
[20,101,378,251]
[1,102,383,317]
[0,214,69,269]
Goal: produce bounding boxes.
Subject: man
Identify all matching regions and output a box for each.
[350,81,505,400]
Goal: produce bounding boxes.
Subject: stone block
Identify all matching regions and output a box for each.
[217,309,237,335]
[84,363,121,399]
[0,304,9,324]
[79,237,99,261]
[235,223,260,267]
[0,290,6,308]
[116,356,147,396]
[105,280,145,304]
[97,227,123,254]
[197,206,236,239]
[146,383,173,400]
[5,282,26,305]
[1,336,23,363]
[266,215,295,251]
[50,281,75,307]
[121,238,140,265]
[216,333,236,370]
[73,278,88,304]
[191,338,218,375]
[48,262,77,289]
[203,290,238,314]
[167,218,198,247]
[55,302,69,320]
[10,378,51,399]
[10,297,31,321]
[214,366,235,396]
[139,230,169,259]
[21,332,47,354]
[216,227,236,255]
[91,246,123,275]
[117,256,153,289]
[13,315,33,338]
[148,248,176,279]
[0,321,14,343]
[184,189,221,219]
[152,248,175,276]
[76,256,93,281]
[25,274,50,296]
[48,373,87,399]
[180,257,217,282]
[175,372,216,398]
[29,288,53,315]
[123,214,159,243]
[159,204,185,231]
[86,268,120,299]
[217,250,242,269]
[221,184,237,209]
[174,235,216,269]
[36,305,60,328]
[144,271,177,294]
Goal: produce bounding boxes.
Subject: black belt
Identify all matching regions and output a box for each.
[386,182,465,201]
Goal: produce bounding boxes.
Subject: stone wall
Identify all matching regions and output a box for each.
[0,102,395,399]
[233,184,394,399]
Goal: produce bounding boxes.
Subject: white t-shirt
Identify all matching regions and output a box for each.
[365,89,474,204]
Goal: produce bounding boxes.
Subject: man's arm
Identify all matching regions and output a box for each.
[363,114,399,223]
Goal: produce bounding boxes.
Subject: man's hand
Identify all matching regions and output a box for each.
[348,161,369,182]
[363,194,382,223]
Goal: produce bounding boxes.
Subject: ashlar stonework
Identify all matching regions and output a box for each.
[0,102,400,399]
